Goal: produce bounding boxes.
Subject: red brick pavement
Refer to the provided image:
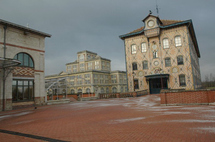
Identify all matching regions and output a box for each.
[0,95,215,142]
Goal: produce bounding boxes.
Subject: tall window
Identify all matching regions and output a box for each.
[177,56,184,65]
[179,74,186,86]
[165,57,171,67]
[14,52,34,68]
[143,61,148,69]
[95,61,99,69]
[153,51,158,58]
[80,63,85,72]
[141,42,147,52]
[131,44,137,54]
[112,87,117,93]
[79,54,84,62]
[12,80,34,102]
[121,87,124,92]
[163,38,169,49]
[71,89,75,94]
[132,62,138,70]
[73,65,77,72]
[134,79,139,89]
[106,87,109,93]
[101,88,104,93]
[86,88,91,93]
[175,36,182,47]
[88,62,92,70]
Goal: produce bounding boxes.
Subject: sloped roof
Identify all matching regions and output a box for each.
[126,19,183,35]
[0,19,51,37]
[119,18,200,58]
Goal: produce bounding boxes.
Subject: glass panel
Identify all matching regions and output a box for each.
[24,54,29,66]
[18,86,23,100]
[18,81,23,85]
[18,53,23,66]
[23,86,29,100]
[29,57,34,67]
[24,81,28,86]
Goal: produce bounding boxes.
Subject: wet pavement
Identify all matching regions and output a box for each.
[0,95,215,142]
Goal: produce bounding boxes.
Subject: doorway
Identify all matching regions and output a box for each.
[149,78,168,94]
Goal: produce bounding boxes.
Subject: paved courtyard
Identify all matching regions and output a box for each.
[0,95,215,142]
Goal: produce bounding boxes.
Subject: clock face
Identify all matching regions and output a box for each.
[148,20,155,27]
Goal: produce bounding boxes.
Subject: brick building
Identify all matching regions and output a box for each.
[120,14,201,94]
[0,19,51,111]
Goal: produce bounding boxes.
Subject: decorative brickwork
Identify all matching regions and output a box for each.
[13,67,34,77]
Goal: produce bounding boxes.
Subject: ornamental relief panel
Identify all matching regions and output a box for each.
[13,67,35,77]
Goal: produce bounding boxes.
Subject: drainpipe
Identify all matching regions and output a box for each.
[2,25,7,111]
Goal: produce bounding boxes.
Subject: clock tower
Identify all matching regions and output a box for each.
[143,14,161,38]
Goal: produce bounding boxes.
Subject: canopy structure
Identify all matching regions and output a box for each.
[0,57,21,69]
[145,74,169,81]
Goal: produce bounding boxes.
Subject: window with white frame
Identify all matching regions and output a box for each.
[131,44,137,54]
[141,42,147,52]
[80,63,85,72]
[95,61,99,69]
[73,65,77,72]
[175,36,182,47]
[87,62,92,70]
[163,38,169,49]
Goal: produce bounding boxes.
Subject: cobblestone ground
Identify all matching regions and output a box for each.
[0,95,215,142]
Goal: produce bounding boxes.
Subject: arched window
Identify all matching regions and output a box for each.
[71,89,75,94]
[101,88,104,93]
[175,36,182,47]
[132,62,138,70]
[14,52,34,68]
[163,38,169,49]
[86,88,91,93]
[121,87,124,92]
[106,87,109,93]
[78,89,82,94]
[112,87,117,93]
[131,44,137,54]
[143,61,148,69]
[179,74,186,86]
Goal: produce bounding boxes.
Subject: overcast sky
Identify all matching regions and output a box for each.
[0,0,215,80]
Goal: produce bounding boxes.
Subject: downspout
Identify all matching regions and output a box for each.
[2,25,7,111]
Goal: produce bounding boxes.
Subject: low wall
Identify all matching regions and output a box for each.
[47,94,78,100]
[160,89,215,105]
